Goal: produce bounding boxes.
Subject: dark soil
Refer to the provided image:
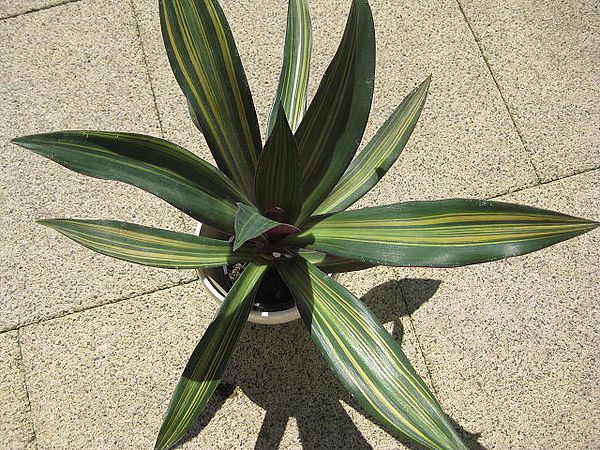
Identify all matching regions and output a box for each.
[227,263,295,312]
[227,262,246,283]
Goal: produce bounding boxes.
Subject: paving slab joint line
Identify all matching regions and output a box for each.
[128,0,165,137]
[16,329,39,450]
[400,298,441,398]
[1,277,199,335]
[485,177,540,202]
[490,166,600,200]
[178,211,193,232]
[454,0,542,184]
[0,0,82,21]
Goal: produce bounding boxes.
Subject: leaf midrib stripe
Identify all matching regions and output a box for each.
[55,233,230,266]
[300,16,357,180]
[315,275,447,433]
[206,0,257,166]
[305,283,443,448]
[56,221,228,249]
[320,87,426,212]
[161,267,261,445]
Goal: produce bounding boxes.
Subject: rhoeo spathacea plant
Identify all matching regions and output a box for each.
[12,0,598,449]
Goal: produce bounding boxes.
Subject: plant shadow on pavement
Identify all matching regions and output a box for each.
[180,278,486,450]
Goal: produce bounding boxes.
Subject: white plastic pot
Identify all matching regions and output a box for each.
[194,222,302,325]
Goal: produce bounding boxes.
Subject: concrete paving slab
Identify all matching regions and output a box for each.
[19,278,438,449]
[0,0,195,331]
[5,0,598,448]
[458,0,600,182]
[0,0,76,19]
[0,331,36,450]
[390,169,599,448]
[132,0,538,206]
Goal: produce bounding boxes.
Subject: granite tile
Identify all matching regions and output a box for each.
[0,0,76,19]
[20,280,430,449]
[0,0,195,331]
[459,0,600,181]
[132,0,538,206]
[399,169,599,448]
[0,331,36,450]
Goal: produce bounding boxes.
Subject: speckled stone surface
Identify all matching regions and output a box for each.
[0,331,35,450]
[19,281,431,449]
[132,0,538,206]
[1,0,598,448]
[458,0,600,182]
[0,0,75,19]
[0,0,196,331]
[386,170,599,449]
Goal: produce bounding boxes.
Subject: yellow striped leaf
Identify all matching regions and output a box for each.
[315,76,431,214]
[267,0,312,134]
[294,0,375,224]
[155,263,268,450]
[12,131,245,233]
[284,199,599,267]
[297,249,373,273]
[39,219,255,268]
[160,0,262,196]
[255,106,303,223]
[276,258,468,450]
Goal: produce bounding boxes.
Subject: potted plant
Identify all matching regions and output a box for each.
[12,0,597,449]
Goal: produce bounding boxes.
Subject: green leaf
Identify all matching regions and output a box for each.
[267,0,312,134]
[283,199,599,267]
[315,76,431,214]
[294,0,375,224]
[12,131,244,233]
[255,106,303,223]
[276,258,467,450]
[297,249,373,273]
[160,0,262,196]
[155,263,268,450]
[234,203,299,251]
[38,219,256,269]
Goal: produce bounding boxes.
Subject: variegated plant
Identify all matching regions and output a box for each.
[12,0,598,449]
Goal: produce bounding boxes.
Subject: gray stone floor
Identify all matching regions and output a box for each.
[1,0,598,449]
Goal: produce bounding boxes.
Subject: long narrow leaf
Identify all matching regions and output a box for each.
[283,199,599,267]
[12,131,244,232]
[234,203,299,251]
[255,106,303,223]
[294,0,375,223]
[267,0,312,134]
[155,263,268,450]
[276,258,467,450]
[39,219,255,268]
[160,0,262,196]
[297,249,373,273]
[315,76,431,214]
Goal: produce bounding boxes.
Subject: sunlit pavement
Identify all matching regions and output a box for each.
[1,1,598,448]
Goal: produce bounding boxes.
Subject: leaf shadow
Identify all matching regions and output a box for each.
[177,278,486,449]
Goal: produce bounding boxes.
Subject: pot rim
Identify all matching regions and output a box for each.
[194,222,301,325]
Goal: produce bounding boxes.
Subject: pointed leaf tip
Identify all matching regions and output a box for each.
[286,199,600,267]
[267,0,313,134]
[255,107,303,223]
[314,75,431,214]
[294,0,375,222]
[160,0,262,197]
[154,263,268,450]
